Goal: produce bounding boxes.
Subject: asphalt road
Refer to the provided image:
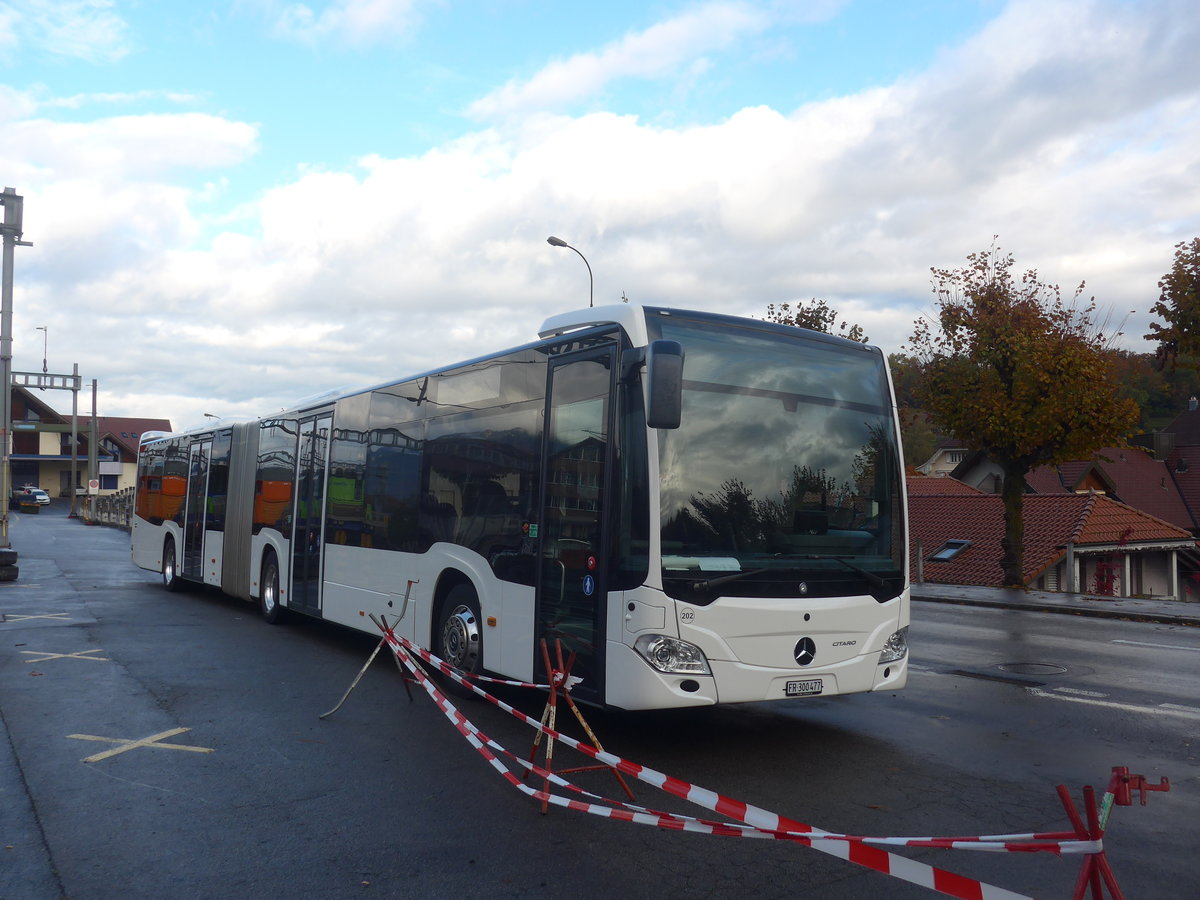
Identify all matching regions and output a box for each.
[2,505,1196,899]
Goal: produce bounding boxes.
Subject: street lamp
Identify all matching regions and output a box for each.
[36,325,47,374]
[546,235,593,308]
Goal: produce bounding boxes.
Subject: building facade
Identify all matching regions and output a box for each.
[9,385,171,497]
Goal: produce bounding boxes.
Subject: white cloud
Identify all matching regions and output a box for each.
[0,5,18,54]
[272,0,425,46]
[42,90,205,110]
[0,84,38,121]
[468,1,772,119]
[6,0,1200,431]
[0,0,129,63]
[4,110,258,179]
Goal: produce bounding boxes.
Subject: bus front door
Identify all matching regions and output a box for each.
[182,439,211,580]
[290,414,332,616]
[538,349,614,704]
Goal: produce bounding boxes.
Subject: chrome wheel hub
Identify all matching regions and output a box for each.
[263,569,277,612]
[441,604,480,672]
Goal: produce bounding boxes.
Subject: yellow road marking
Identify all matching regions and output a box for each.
[21,649,110,663]
[67,728,215,763]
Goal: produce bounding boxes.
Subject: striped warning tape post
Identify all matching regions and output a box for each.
[371,618,1168,900]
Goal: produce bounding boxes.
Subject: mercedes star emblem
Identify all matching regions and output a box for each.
[794,637,817,667]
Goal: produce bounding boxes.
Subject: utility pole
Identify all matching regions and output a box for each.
[70,365,79,518]
[1,187,33,549]
[11,365,85,518]
[89,378,98,505]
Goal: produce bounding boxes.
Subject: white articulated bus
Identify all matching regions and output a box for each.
[132,305,909,710]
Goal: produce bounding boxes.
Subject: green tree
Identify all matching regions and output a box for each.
[886,352,938,467]
[908,245,1139,587]
[766,298,868,343]
[887,352,924,409]
[897,408,937,470]
[1145,238,1200,368]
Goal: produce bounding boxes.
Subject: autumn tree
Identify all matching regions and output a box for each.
[1107,349,1200,430]
[909,245,1139,587]
[1145,237,1200,369]
[885,352,939,467]
[766,298,868,343]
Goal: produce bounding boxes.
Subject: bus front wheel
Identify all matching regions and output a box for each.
[162,538,182,592]
[260,551,285,624]
[438,584,482,677]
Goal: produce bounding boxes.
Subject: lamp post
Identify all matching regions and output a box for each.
[36,325,47,374]
[546,235,593,308]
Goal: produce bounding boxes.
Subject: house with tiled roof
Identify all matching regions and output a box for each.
[950,445,1197,534]
[1032,448,1194,533]
[9,385,171,497]
[914,436,970,477]
[1136,400,1200,535]
[908,477,1200,600]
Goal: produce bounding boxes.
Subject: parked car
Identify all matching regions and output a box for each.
[10,487,51,508]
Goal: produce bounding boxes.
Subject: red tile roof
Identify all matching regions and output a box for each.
[1164,406,1200,445]
[1088,447,1196,532]
[99,416,173,460]
[907,479,1195,587]
[1026,447,1195,532]
[1166,446,1200,530]
[1025,465,1067,493]
[905,476,983,496]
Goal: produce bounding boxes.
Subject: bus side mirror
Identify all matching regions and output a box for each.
[645,340,684,429]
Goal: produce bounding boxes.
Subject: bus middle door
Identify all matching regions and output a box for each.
[537,348,615,705]
[290,413,332,616]
[182,439,211,580]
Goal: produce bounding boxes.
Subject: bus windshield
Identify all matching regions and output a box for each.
[655,316,905,603]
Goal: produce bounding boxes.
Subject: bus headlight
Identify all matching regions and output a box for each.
[878,626,908,664]
[634,634,712,675]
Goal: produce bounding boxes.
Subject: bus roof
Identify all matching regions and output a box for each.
[138,305,878,448]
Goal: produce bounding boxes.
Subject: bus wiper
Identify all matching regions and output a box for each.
[811,555,899,603]
[689,567,773,592]
[814,555,886,589]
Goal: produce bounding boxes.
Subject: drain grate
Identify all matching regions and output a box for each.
[998,662,1068,676]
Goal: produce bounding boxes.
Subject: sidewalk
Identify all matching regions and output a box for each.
[912,582,1200,627]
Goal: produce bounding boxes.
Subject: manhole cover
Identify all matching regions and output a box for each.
[998,662,1067,676]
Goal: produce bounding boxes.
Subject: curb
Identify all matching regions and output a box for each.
[913,592,1200,628]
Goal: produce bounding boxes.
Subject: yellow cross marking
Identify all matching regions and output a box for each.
[2,613,71,622]
[21,648,110,663]
[67,728,215,763]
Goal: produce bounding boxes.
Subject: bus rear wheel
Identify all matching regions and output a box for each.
[438,584,482,678]
[260,551,285,624]
[162,538,182,592]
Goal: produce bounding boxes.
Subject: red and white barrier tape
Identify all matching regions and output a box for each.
[395,628,1094,850]
[400,639,555,690]
[378,623,1075,900]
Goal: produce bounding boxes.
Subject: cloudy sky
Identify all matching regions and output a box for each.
[1,0,1196,431]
